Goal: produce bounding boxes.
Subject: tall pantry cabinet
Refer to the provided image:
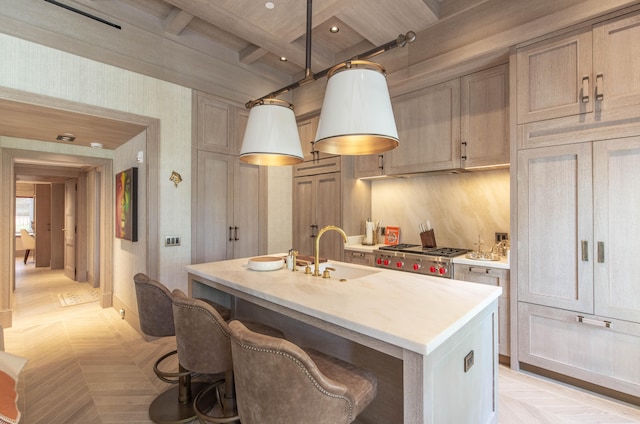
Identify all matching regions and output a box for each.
[514,9,640,399]
[192,92,267,263]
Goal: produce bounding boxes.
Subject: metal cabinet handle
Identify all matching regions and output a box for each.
[234,226,239,241]
[581,76,590,103]
[597,241,604,263]
[595,73,604,101]
[377,154,384,171]
[310,224,318,238]
[576,315,612,328]
[469,266,489,274]
[581,240,589,262]
[229,226,234,241]
[461,141,467,161]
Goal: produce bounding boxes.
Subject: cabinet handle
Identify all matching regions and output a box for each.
[595,73,604,101]
[461,141,467,161]
[581,240,589,261]
[576,315,612,329]
[234,226,239,241]
[310,224,318,238]
[229,226,234,241]
[468,266,489,274]
[377,155,384,171]
[581,76,590,103]
[597,241,604,263]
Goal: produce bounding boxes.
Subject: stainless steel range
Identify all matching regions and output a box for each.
[373,244,469,278]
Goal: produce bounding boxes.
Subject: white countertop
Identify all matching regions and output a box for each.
[452,255,510,269]
[186,257,501,356]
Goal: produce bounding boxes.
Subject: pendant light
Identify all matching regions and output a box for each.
[314,60,398,155]
[239,99,304,166]
[240,0,415,165]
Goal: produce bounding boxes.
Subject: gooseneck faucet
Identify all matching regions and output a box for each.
[314,225,348,277]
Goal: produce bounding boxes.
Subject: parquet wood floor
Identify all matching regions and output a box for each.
[3,261,640,423]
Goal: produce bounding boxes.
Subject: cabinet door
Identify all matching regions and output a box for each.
[517,143,594,313]
[594,136,640,322]
[593,11,640,116]
[387,79,461,174]
[194,151,234,262]
[298,116,319,161]
[354,154,385,179]
[292,176,316,257]
[195,92,234,154]
[461,64,509,168]
[516,28,593,124]
[315,174,343,261]
[232,161,264,259]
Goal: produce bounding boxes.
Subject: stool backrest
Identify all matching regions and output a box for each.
[20,230,35,250]
[229,320,355,424]
[133,273,175,337]
[171,289,233,375]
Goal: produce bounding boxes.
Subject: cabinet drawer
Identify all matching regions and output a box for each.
[518,302,640,397]
[293,156,341,177]
[344,250,374,267]
[453,264,509,299]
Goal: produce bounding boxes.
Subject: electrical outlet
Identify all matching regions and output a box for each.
[495,232,508,243]
[464,350,474,372]
[165,236,181,246]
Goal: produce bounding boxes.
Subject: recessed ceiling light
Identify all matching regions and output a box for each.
[329,26,339,33]
[280,56,288,62]
[265,2,275,9]
[90,142,103,149]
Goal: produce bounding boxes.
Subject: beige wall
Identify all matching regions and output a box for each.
[371,169,510,250]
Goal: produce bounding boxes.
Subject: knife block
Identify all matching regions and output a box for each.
[420,229,437,248]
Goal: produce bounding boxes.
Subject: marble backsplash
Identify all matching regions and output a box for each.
[371,169,510,252]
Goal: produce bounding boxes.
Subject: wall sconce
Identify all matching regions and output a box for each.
[169,171,182,188]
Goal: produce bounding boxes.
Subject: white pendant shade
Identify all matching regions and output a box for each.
[239,99,304,166]
[314,61,399,155]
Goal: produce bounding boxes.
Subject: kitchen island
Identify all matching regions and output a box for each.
[187,257,501,424]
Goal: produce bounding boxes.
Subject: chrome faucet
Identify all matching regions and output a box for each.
[314,225,348,277]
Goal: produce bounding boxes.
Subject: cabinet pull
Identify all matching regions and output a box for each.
[576,315,612,329]
[234,226,239,241]
[581,76,590,103]
[229,226,234,241]
[597,241,604,263]
[310,224,318,238]
[595,73,604,101]
[461,141,467,161]
[469,266,489,274]
[377,154,384,171]
[581,240,589,261]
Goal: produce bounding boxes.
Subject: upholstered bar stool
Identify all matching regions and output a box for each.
[228,319,378,424]
[133,273,231,423]
[171,289,284,423]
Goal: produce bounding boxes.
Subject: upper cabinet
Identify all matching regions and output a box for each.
[297,115,337,162]
[355,65,509,178]
[517,11,640,143]
[195,91,248,155]
[461,65,510,168]
[386,79,462,175]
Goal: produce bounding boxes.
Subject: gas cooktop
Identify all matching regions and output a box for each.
[378,244,469,258]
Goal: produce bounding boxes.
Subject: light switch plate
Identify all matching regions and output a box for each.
[464,350,474,372]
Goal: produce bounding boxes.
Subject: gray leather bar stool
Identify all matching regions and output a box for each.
[228,319,378,424]
[171,289,284,424]
[133,273,231,423]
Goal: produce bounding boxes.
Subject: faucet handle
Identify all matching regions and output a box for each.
[322,267,336,279]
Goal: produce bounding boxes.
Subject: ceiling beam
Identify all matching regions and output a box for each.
[240,45,268,65]
[164,7,194,36]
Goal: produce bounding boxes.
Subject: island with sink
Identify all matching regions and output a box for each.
[187,256,501,424]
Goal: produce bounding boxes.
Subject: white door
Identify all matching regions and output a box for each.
[64,179,76,280]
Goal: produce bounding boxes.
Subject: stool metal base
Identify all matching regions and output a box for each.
[149,381,209,424]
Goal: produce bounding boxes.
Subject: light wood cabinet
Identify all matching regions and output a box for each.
[344,249,375,267]
[386,79,461,175]
[195,91,248,155]
[297,115,336,162]
[193,151,266,262]
[460,64,510,168]
[354,154,385,179]
[517,136,640,394]
[454,264,510,359]
[517,11,640,127]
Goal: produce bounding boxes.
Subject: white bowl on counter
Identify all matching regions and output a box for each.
[247,256,284,271]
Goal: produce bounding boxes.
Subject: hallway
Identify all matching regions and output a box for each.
[3,261,639,423]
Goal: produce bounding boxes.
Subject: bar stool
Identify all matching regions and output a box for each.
[228,319,378,424]
[171,289,284,423]
[133,273,231,423]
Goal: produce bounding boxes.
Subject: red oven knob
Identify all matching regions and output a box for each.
[396,261,404,268]
[377,258,382,265]
[439,267,447,275]
[413,263,421,271]
[429,266,437,273]
[383,259,390,266]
